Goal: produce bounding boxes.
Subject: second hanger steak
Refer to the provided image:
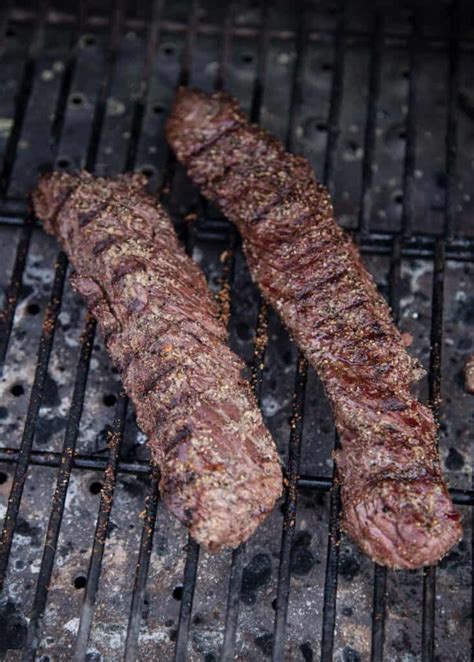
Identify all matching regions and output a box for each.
[166,88,462,569]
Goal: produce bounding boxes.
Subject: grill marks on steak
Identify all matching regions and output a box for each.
[33,171,282,552]
[166,87,463,569]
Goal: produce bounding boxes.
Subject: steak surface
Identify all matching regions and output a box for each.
[32,171,282,552]
[166,88,463,569]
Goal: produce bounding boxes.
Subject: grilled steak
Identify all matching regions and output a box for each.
[464,355,474,394]
[166,88,463,569]
[32,171,282,552]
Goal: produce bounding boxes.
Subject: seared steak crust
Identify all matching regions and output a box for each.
[32,171,282,552]
[166,88,462,569]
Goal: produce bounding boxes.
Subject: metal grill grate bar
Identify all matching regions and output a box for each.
[444,1,460,243]
[320,472,342,661]
[67,1,143,656]
[358,12,383,237]
[0,0,50,370]
[72,393,128,659]
[322,0,346,193]
[319,2,347,658]
[0,444,471,503]
[371,566,388,661]
[121,1,167,657]
[0,0,82,373]
[219,1,274,656]
[0,217,33,375]
[164,1,208,658]
[272,357,307,661]
[124,0,165,172]
[6,7,474,51]
[0,0,48,197]
[0,251,67,590]
[50,3,86,153]
[124,471,160,662]
[3,8,89,644]
[174,539,200,661]
[83,0,124,172]
[23,314,96,660]
[2,210,474,258]
[421,238,446,662]
[221,544,245,660]
[218,16,243,661]
[369,4,419,651]
[270,4,309,657]
[400,11,420,239]
[369,234,402,662]
[421,1,460,657]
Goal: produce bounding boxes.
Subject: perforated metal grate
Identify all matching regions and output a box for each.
[0,1,472,660]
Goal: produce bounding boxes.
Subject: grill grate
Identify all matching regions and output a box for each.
[0,1,472,660]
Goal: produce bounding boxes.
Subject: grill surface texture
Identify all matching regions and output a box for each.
[0,0,472,660]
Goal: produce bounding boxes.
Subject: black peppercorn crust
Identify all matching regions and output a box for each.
[32,171,282,552]
[166,87,463,569]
